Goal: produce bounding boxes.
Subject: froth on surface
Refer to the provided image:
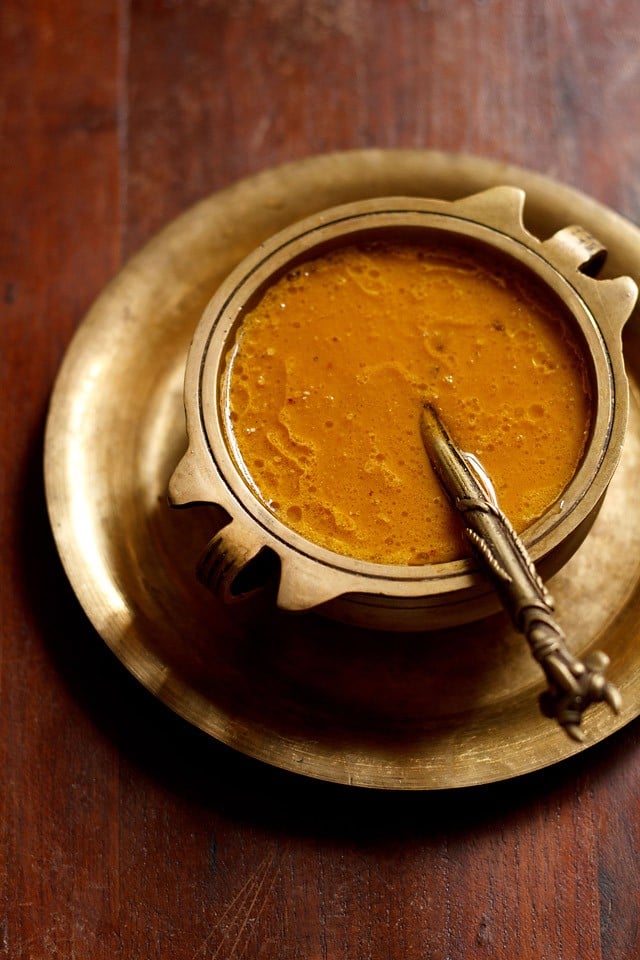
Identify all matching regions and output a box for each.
[221,239,591,565]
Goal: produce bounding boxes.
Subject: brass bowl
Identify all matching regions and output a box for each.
[169,186,637,631]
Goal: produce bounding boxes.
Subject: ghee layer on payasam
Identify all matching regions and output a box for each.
[220,237,591,565]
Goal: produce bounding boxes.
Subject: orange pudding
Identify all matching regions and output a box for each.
[220,238,591,565]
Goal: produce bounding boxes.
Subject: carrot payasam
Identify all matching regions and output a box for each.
[220,238,592,565]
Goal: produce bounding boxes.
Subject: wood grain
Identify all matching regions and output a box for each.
[3,0,640,957]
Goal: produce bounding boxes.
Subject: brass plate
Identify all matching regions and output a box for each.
[44,150,640,789]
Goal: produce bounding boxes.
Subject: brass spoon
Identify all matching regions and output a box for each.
[420,403,621,741]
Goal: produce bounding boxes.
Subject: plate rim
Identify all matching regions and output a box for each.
[44,148,640,789]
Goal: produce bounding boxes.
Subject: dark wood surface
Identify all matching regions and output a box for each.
[3,1,640,957]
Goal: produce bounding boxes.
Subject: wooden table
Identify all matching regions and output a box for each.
[3,2,640,956]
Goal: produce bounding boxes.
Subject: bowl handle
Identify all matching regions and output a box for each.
[541,225,638,336]
[541,224,607,276]
[197,520,268,601]
[197,521,354,612]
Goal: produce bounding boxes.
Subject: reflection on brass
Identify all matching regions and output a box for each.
[43,150,640,788]
[420,403,622,741]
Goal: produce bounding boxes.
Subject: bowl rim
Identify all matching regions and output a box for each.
[179,193,626,602]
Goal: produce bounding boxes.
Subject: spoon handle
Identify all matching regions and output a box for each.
[420,403,621,741]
